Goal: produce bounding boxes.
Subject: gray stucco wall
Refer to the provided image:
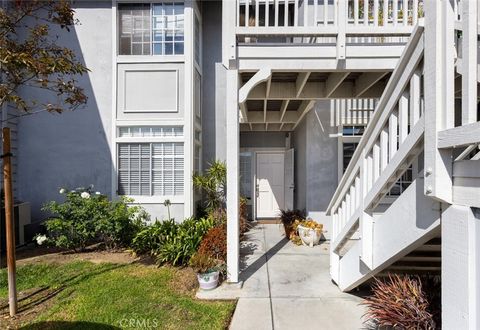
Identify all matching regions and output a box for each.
[17,1,114,222]
[293,101,338,239]
[202,1,226,166]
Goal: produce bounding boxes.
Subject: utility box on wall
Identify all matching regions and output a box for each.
[0,202,31,251]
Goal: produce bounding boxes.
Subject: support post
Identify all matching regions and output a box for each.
[222,0,237,69]
[461,0,477,125]
[226,69,240,283]
[424,0,454,203]
[336,0,346,61]
[3,127,17,316]
[442,205,480,329]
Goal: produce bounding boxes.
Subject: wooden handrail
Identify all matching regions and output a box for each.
[326,21,424,215]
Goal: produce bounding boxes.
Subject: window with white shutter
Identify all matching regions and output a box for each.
[118,142,184,196]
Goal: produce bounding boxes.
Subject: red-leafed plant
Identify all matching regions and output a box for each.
[362,274,439,330]
[197,226,227,261]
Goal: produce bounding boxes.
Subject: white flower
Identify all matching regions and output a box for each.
[95,191,101,195]
[36,235,47,245]
[80,192,91,199]
[59,188,66,194]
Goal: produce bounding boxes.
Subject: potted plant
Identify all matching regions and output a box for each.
[279,209,306,239]
[189,252,224,290]
[295,219,324,247]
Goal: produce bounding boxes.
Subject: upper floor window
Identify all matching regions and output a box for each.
[118,3,184,56]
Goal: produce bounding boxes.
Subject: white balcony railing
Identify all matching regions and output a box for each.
[236,0,423,33]
[326,22,425,264]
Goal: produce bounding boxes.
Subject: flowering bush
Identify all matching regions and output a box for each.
[42,186,148,251]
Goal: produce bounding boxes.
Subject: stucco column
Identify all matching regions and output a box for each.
[226,69,239,283]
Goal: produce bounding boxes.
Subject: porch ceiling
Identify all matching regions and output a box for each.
[239,70,392,132]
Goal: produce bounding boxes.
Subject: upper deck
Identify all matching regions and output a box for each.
[224,0,424,71]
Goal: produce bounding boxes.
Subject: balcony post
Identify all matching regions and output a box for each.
[424,0,454,203]
[336,0,346,61]
[226,69,240,283]
[222,0,237,69]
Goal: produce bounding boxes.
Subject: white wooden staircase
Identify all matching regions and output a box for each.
[327,0,480,300]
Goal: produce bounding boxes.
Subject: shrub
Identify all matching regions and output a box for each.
[130,219,178,255]
[197,226,227,261]
[193,160,226,212]
[157,217,214,266]
[362,274,438,330]
[95,198,149,249]
[130,217,214,266]
[42,187,108,251]
[239,197,250,236]
[42,187,147,251]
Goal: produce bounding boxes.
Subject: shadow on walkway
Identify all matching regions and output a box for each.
[239,226,289,283]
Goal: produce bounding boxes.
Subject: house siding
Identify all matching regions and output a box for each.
[17,1,114,222]
[293,101,338,239]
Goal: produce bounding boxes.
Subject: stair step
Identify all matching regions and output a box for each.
[401,256,441,262]
[379,269,441,276]
[424,237,442,245]
[405,250,440,257]
[416,244,441,252]
[388,265,441,272]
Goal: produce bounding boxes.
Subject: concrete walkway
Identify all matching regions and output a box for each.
[198,224,366,330]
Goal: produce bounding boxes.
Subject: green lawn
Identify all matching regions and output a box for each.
[0,261,235,329]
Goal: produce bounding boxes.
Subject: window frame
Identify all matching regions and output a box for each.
[117,1,186,57]
[116,125,185,204]
[337,124,364,182]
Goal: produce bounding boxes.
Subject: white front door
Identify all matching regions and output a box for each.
[256,153,285,218]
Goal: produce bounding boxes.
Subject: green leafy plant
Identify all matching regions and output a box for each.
[193,160,226,212]
[157,217,214,266]
[95,198,149,249]
[130,218,178,255]
[0,1,88,115]
[362,274,439,330]
[42,187,106,251]
[42,187,147,251]
[197,226,227,262]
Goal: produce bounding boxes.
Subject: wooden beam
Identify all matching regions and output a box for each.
[295,72,311,97]
[266,75,272,98]
[293,100,315,129]
[239,103,248,122]
[325,72,349,98]
[354,72,388,97]
[280,100,289,122]
[238,68,272,104]
[263,100,267,122]
[247,110,299,124]
[438,122,480,149]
